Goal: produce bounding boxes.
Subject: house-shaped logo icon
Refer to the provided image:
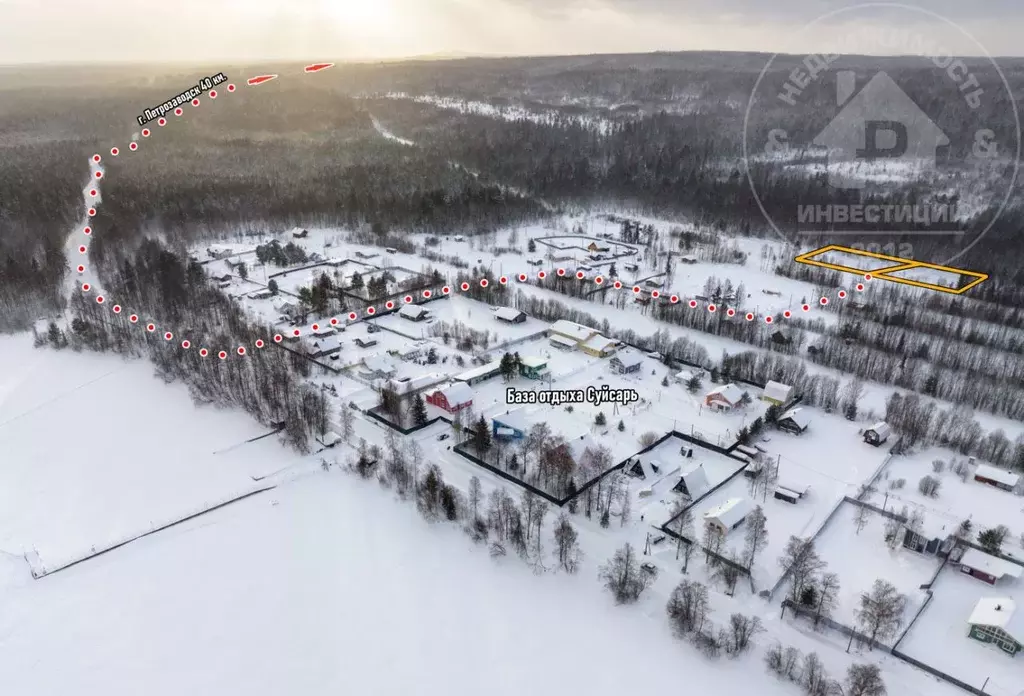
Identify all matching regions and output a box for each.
[812,71,949,189]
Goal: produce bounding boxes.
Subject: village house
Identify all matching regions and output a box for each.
[549,320,599,347]
[248,288,274,300]
[974,464,1021,492]
[354,337,378,349]
[317,431,342,448]
[627,458,678,482]
[958,547,1024,586]
[492,409,529,441]
[425,382,474,414]
[518,356,551,380]
[703,498,751,536]
[901,511,955,556]
[386,373,442,396]
[761,380,794,406]
[455,360,503,386]
[290,227,309,239]
[673,464,710,498]
[361,355,397,380]
[777,407,811,435]
[967,598,1024,656]
[679,254,698,264]
[773,477,811,505]
[398,304,429,322]
[610,351,643,375]
[494,307,527,324]
[306,336,341,360]
[704,384,745,411]
[579,334,619,358]
[863,421,891,446]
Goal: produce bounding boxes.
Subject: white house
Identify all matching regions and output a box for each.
[703,498,751,535]
[864,422,891,446]
[674,464,710,499]
[761,381,794,406]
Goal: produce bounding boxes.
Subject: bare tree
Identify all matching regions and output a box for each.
[854,579,907,650]
[619,485,632,527]
[882,506,907,550]
[725,613,764,655]
[703,523,725,566]
[639,431,659,448]
[552,513,581,573]
[779,536,826,607]
[666,578,710,635]
[711,550,743,596]
[339,404,354,443]
[467,476,483,521]
[845,664,887,696]
[802,652,828,696]
[599,543,652,604]
[813,572,841,628]
[853,503,872,535]
[917,475,941,498]
[743,504,769,570]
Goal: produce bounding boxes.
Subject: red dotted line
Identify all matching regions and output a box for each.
[76,72,869,359]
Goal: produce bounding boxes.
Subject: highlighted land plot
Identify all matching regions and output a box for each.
[794,244,988,295]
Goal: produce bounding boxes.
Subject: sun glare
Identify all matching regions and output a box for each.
[323,0,397,31]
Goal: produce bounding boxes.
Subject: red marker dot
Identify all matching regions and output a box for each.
[255,339,264,348]
[96,295,104,304]
[110,147,119,156]
[518,273,527,282]
[192,98,200,107]
[209,90,218,99]
[423,290,432,298]
[89,189,97,197]
[227,84,236,92]
[708,304,717,313]
[727,308,736,317]
[689,299,698,308]
[78,245,87,254]
[92,154,101,163]
[367,306,376,315]
[129,314,138,323]
[499,276,508,285]
[838,290,847,299]
[182,340,191,349]
[652,290,661,299]
[632,286,640,294]
[557,268,566,277]
[595,276,604,285]
[158,118,166,126]
[746,313,754,321]
[200,348,209,357]
[112,305,121,314]
[856,283,864,292]
[670,295,679,304]
[404,295,412,304]
[146,323,155,332]
[83,226,92,235]
[273,334,283,343]
[765,316,773,324]
[142,128,151,137]
[218,351,227,360]
[129,142,138,151]
[174,107,183,116]
[576,271,584,280]
[94,171,103,179]
[330,318,339,326]
[348,312,357,320]
[802,304,810,312]
[386,301,395,310]
[82,283,91,292]
[88,208,96,216]
[311,323,320,331]
[820,297,829,306]
[237,346,246,356]
[164,332,173,341]
[76,265,85,273]
[864,273,872,281]
[783,310,792,318]
[538,271,546,279]
[293,329,301,336]
[460,282,469,291]
[479,279,488,289]
[613,280,622,289]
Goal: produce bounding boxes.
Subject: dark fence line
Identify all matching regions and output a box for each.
[889,650,989,696]
[30,485,277,579]
[661,433,749,534]
[843,496,908,521]
[781,599,892,652]
[270,341,341,374]
[453,442,566,506]
[893,552,949,651]
[365,407,451,435]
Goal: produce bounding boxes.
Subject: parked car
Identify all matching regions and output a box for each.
[437,433,450,441]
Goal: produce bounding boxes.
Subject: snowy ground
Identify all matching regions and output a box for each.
[813,503,938,635]
[899,568,1024,696]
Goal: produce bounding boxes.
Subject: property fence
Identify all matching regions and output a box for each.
[889,650,990,696]
[781,599,893,652]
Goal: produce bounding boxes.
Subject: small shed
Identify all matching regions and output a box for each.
[774,487,801,504]
[518,356,550,380]
[864,422,891,446]
[777,407,811,435]
[703,498,751,535]
[610,352,643,375]
[761,381,794,406]
[354,337,378,348]
[959,548,1024,586]
[318,431,342,448]
[398,304,429,322]
[494,307,527,324]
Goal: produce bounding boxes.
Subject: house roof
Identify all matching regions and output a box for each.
[680,464,709,497]
[581,334,618,353]
[675,369,698,382]
[867,421,891,438]
[399,304,428,319]
[435,382,473,406]
[519,356,548,369]
[549,334,578,348]
[550,320,596,342]
[494,307,526,322]
[763,380,793,402]
[362,355,396,375]
[455,360,502,382]
[388,373,442,394]
[775,476,810,496]
[704,498,751,529]
[493,409,529,432]
[975,464,1021,487]
[612,351,644,369]
[706,383,744,405]
[779,407,812,430]
[960,548,1024,580]
[968,598,1024,639]
[308,336,341,354]
[320,431,342,446]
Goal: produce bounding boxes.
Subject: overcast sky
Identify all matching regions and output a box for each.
[0,0,1021,63]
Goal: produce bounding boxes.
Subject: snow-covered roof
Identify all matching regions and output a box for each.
[960,548,1024,580]
[675,369,698,382]
[581,334,618,353]
[362,355,396,375]
[763,380,793,402]
[496,427,515,437]
[704,498,751,530]
[287,227,306,236]
[308,336,341,355]
[494,307,526,321]
[680,464,709,497]
[549,334,578,348]
[612,351,644,369]
[320,431,342,446]
[550,320,596,342]
[455,360,502,382]
[975,464,1021,488]
[436,382,473,406]
[312,326,336,336]
[776,477,810,496]
[968,598,1024,638]
[779,407,812,430]
[388,373,442,395]
[706,383,744,405]
[867,421,891,438]
[493,409,529,432]
[735,444,760,459]
[399,304,428,319]
[908,507,956,540]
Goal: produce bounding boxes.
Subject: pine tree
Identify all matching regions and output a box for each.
[473,414,492,457]
[595,411,607,427]
[528,239,536,253]
[411,394,428,426]
[268,279,279,295]
[618,419,626,432]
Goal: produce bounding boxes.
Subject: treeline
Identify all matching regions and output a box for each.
[56,237,330,452]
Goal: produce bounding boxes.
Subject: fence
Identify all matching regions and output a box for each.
[452,442,567,506]
[781,599,893,652]
[889,650,989,696]
[365,407,451,435]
